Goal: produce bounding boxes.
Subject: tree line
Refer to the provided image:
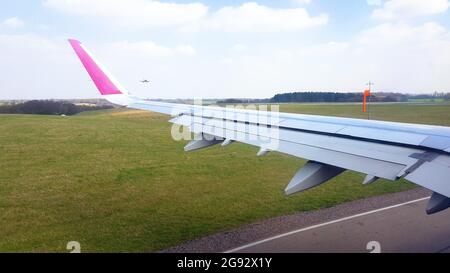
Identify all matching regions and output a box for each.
[0,100,113,116]
[217,91,450,104]
[270,92,409,103]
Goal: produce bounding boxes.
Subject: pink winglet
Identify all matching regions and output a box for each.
[68,39,122,95]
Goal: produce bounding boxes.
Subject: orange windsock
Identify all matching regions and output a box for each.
[363,89,371,112]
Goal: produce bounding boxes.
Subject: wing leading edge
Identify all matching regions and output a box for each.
[68,39,450,215]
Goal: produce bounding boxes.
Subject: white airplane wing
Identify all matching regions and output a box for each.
[68,39,450,215]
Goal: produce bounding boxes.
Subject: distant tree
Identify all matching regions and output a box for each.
[271,92,364,103]
[0,100,113,115]
[269,92,410,103]
[217,99,245,104]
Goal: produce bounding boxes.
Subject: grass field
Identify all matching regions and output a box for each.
[1,103,450,252]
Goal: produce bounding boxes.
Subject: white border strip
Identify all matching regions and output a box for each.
[225,197,430,253]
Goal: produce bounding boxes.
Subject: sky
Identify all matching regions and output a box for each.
[0,0,450,99]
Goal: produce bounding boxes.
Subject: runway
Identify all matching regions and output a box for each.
[162,188,450,253]
[227,198,450,253]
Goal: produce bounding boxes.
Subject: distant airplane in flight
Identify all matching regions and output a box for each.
[68,39,450,215]
[140,79,150,84]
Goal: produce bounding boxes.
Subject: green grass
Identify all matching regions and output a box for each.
[1,103,450,252]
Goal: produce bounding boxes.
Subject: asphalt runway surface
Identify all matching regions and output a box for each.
[163,188,450,253]
[228,197,450,253]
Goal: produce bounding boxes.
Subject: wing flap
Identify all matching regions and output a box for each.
[336,126,428,146]
[188,121,408,180]
[419,135,450,150]
[172,114,420,175]
[405,155,450,197]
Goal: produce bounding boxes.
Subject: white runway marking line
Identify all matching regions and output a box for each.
[224,197,430,253]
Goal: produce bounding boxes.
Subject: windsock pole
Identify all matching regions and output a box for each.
[364,82,374,120]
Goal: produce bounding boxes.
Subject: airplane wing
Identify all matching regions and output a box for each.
[68,39,450,215]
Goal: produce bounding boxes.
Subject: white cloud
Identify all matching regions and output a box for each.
[202,22,450,96]
[175,45,196,56]
[232,44,247,52]
[1,17,25,28]
[1,23,450,100]
[291,0,312,4]
[84,22,450,97]
[0,34,86,99]
[38,24,51,31]
[103,41,196,57]
[189,2,328,32]
[0,35,197,99]
[43,0,208,27]
[372,0,449,20]
[367,0,382,6]
[358,22,447,45]
[43,0,327,32]
[287,22,450,93]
